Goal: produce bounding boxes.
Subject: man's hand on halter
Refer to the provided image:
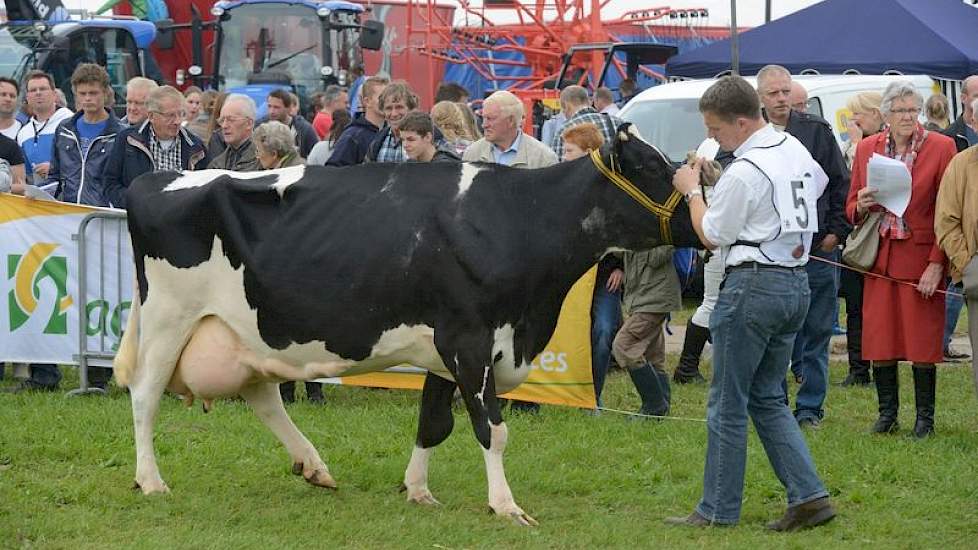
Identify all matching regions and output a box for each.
[673,157,703,195]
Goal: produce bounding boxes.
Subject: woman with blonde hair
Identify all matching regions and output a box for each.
[431,100,472,155]
[843,91,884,169]
[924,93,950,131]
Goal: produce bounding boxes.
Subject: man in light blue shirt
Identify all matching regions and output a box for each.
[462,90,556,169]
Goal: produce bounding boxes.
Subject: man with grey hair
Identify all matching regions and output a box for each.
[943,74,978,152]
[121,76,159,127]
[103,85,210,209]
[550,85,622,159]
[210,94,260,171]
[313,84,349,139]
[462,90,556,168]
[756,64,849,430]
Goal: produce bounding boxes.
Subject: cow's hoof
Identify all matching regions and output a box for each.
[133,478,170,495]
[400,483,441,506]
[304,469,338,489]
[489,504,538,527]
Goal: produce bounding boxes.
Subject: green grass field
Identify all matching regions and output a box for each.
[2,342,978,548]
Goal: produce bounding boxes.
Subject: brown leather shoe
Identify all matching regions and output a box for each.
[664,511,725,528]
[766,496,836,532]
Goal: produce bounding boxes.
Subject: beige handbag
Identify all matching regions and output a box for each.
[841,211,883,271]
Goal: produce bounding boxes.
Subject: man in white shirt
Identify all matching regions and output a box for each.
[0,77,22,140]
[665,75,835,532]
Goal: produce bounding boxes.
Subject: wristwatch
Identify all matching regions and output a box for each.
[684,188,703,203]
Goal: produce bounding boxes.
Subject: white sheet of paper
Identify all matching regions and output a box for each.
[867,153,912,217]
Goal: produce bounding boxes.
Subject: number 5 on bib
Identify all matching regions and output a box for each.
[774,172,820,234]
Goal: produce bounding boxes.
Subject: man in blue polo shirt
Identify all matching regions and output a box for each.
[16,71,73,186]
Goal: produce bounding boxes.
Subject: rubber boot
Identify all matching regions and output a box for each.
[306,381,325,404]
[628,363,670,417]
[279,381,296,404]
[871,365,899,433]
[674,319,709,384]
[911,366,936,439]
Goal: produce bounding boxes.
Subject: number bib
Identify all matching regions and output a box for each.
[772,172,820,234]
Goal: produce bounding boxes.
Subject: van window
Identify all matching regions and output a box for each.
[619,98,704,163]
[805,97,822,118]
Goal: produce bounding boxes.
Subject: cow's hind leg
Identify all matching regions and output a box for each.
[403,372,457,505]
[437,329,537,526]
[239,382,336,489]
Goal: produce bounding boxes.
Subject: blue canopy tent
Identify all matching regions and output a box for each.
[666,0,978,81]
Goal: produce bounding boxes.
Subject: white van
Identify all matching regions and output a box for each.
[618,75,938,162]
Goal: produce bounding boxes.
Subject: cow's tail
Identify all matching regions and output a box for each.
[113,280,140,388]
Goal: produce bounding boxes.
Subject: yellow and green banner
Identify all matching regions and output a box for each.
[0,195,130,366]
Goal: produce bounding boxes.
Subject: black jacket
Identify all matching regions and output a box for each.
[943,116,972,152]
[103,121,210,209]
[325,116,380,166]
[780,109,851,244]
[48,111,125,206]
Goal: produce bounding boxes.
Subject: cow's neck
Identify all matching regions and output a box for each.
[512,158,659,298]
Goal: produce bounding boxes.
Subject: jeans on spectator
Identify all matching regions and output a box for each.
[944,281,965,352]
[590,283,621,407]
[29,363,61,387]
[696,267,827,524]
[788,249,839,421]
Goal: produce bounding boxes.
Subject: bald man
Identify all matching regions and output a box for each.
[789,82,808,113]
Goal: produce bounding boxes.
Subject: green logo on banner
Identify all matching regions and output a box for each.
[8,243,72,335]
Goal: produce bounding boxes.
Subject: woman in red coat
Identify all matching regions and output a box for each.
[846,81,957,439]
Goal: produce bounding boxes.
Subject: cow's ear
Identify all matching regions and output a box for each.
[616,122,633,143]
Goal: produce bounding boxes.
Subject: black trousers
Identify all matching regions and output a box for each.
[839,267,870,377]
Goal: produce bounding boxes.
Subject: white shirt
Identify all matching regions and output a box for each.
[599,104,620,116]
[701,124,825,268]
[0,120,21,140]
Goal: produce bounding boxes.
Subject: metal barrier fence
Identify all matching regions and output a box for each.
[68,210,129,397]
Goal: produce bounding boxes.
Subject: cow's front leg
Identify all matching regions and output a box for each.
[437,329,537,526]
[129,345,178,495]
[403,372,457,505]
[239,382,336,489]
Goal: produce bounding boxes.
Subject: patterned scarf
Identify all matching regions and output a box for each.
[878,122,927,240]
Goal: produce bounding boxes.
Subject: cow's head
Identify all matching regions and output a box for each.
[602,122,700,249]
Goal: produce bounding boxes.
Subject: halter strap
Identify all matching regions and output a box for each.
[589,149,683,244]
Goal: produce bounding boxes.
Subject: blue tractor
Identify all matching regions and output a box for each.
[158,0,384,119]
[0,0,161,114]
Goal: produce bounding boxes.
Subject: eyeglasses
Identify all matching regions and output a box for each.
[218,115,252,125]
[890,108,921,117]
[152,111,185,122]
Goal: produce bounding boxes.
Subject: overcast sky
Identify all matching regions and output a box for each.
[60,0,826,27]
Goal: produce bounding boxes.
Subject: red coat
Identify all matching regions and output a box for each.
[845,130,957,362]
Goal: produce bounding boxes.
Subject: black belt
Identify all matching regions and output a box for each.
[725,261,806,275]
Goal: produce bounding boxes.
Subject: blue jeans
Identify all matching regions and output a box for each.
[944,281,964,352]
[789,249,839,421]
[697,267,828,524]
[591,283,622,407]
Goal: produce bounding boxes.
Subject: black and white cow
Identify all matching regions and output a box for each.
[115,123,697,525]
